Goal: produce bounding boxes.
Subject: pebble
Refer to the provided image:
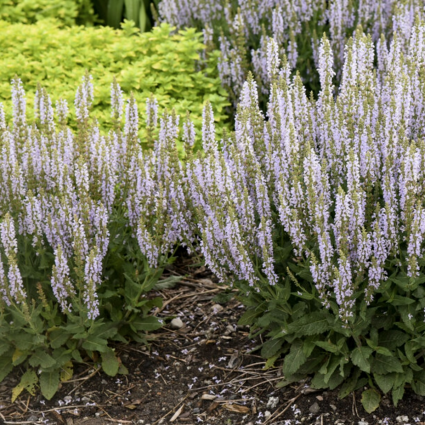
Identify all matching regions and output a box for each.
[27,415,38,422]
[193,408,200,414]
[264,411,271,419]
[64,396,72,403]
[330,404,337,411]
[316,395,323,401]
[358,421,369,425]
[170,318,184,329]
[396,416,409,423]
[224,324,234,335]
[211,304,224,314]
[309,402,320,414]
[81,396,91,402]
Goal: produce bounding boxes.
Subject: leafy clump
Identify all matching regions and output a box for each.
[0,75,195,400]
[186,21,425,412]
[0,20,230,149]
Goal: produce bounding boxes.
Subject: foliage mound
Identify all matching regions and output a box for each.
[0,76,194,401]
[0,0,94,26]
[0,20,230,149]
[187,22,425,413]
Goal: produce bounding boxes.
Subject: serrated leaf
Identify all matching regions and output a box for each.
[40,370,59,400]
[374,373,395,394]
[49,329,70,349]
[101,349,120,377]
[372,354,404,374]
[131,316,163,332]
[361,389,381,413]
[351,347,373,373]
[338,368,361,399]
[283,340,307,377]
[0,355,13,382]
[315,340,340,354]
[82,337,109,353]
[261,338,283,359]
[29,350,56,369]
[287,312,331,336]
[12,370,38,402]
[392,385,404,406]
[379,331,409,349]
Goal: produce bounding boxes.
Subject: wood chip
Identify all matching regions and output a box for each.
[201,394,217,400]
[223,403,250,414]
[170,405,184,422]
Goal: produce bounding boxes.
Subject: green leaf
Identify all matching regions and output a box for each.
[412,371,425,396]
[130,316,163,332]
[379,331,409,350]
[287,312,331,336]
[28,350,56,369]
[338,368,361,399]
[351,347,373,373]
[108,0,125,28]
[49,329,70,349]
[0,355,13,382]
[101,348,120,377]
[40,370,60,400]
[238,309,260,326]
[372,354,404,375]
[82,337,109,353]
[283,340,307,377]
[374,373,395,394]
[361,389,381,413]
[315,340,340,354]
[261,336,283,358]
[392,385,404,407]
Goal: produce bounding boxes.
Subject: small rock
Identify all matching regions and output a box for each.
[64,396,72,403]
[330,404,337,411]
[224,324,234,335]
[264,411,271,419]
[211,304,224,314]
[192,408,200,414]
[316,395,323,401]
[396,416,409,423]
[137,421,145,424]
[27,416,39,422]
[95,412,101,417]
[81,396,91,403]
[101,380,108,385]
[309,402,320,414]
[358,421,369,425]
[170,318,184,329]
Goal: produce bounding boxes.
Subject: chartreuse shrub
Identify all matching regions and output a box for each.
[187,22,425,413]
[0,20,230,150]
[0,0,94,26]
[0,76,194,401]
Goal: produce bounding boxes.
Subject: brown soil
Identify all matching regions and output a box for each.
[1,261,425,425]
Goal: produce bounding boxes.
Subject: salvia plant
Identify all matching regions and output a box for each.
[185,20,425,413]
[158,0,425,103]
[0,75,194,401]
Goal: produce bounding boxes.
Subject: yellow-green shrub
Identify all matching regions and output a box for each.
[0,20,230,148]
[0,0,94,26]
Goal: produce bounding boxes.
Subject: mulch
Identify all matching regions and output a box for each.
[1,258,425,425]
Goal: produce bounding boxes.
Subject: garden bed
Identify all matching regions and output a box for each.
[1,258,424,425]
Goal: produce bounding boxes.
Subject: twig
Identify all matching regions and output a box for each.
[152,394,190,425]
[67,367,101,396]
[105,384,136,404]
